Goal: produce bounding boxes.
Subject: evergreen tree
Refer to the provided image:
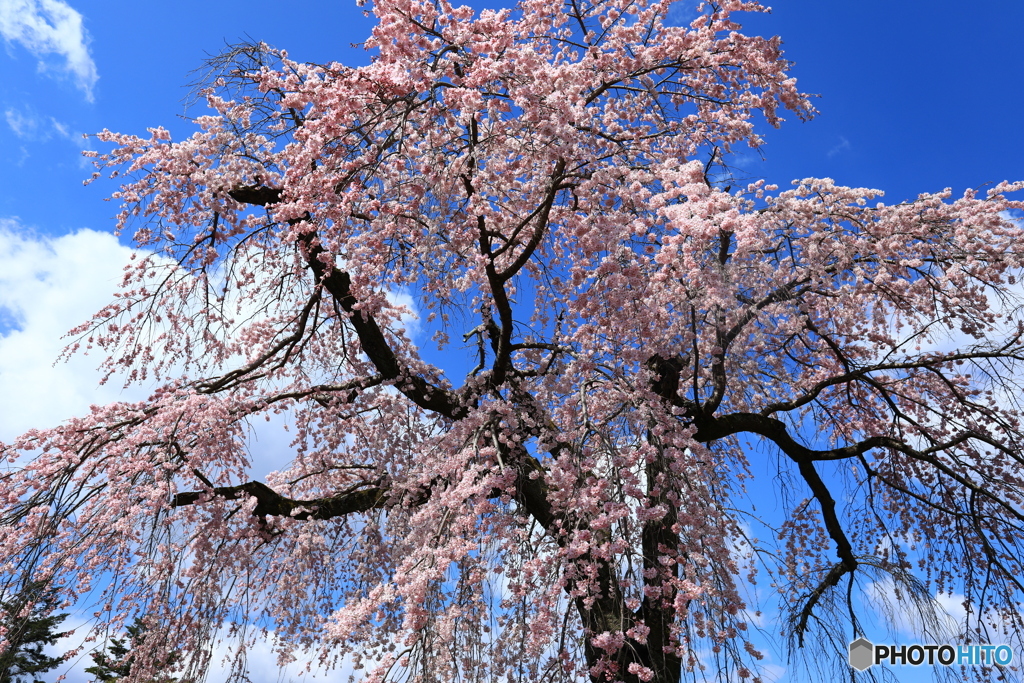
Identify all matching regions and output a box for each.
[0,584,68,683]
[85,619,178,683]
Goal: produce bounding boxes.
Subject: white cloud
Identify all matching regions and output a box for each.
[0,221,303,477]
[0,223,336,683]
[5,105,89,157]
[4,105,90,167]
[666,0,702,27]
[0,0,98,100]
[0,223,434,683]
[0,221,144,443]
[826,135,852,158]
[48,619,357,683]
[4,105,40,137]
[386,287,421,339]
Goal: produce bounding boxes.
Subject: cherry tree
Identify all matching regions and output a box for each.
[3,0,1024,681]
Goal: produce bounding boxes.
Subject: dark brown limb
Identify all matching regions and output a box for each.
[227,183,469,420]
[171,480,390,521]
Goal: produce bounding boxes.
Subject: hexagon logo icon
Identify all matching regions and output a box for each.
[849,638,875,671]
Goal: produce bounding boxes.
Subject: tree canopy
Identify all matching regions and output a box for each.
[2,0,1024,681]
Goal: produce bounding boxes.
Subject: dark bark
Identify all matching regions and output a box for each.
[172,479,390,522]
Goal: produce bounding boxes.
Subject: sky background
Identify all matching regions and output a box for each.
[1,0,1023,681]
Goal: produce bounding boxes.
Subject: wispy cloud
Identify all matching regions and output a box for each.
[4,104,92,165]
[0,0,98,101]
[4,105,40,137]
[827,135,852,158]
[666,0,702,27]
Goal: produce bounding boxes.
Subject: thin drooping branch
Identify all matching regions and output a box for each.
[759,348,1024,417]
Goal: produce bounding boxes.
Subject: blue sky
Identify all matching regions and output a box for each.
[1,0,1023,681]
[3,0,1023,237]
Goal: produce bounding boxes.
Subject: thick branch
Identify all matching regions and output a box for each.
[172,480,390,521]
[228,184,468,420]
[303,238,467,418]
[696,412,860,640]
[482,159,567,387]
[693,412,890,462]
